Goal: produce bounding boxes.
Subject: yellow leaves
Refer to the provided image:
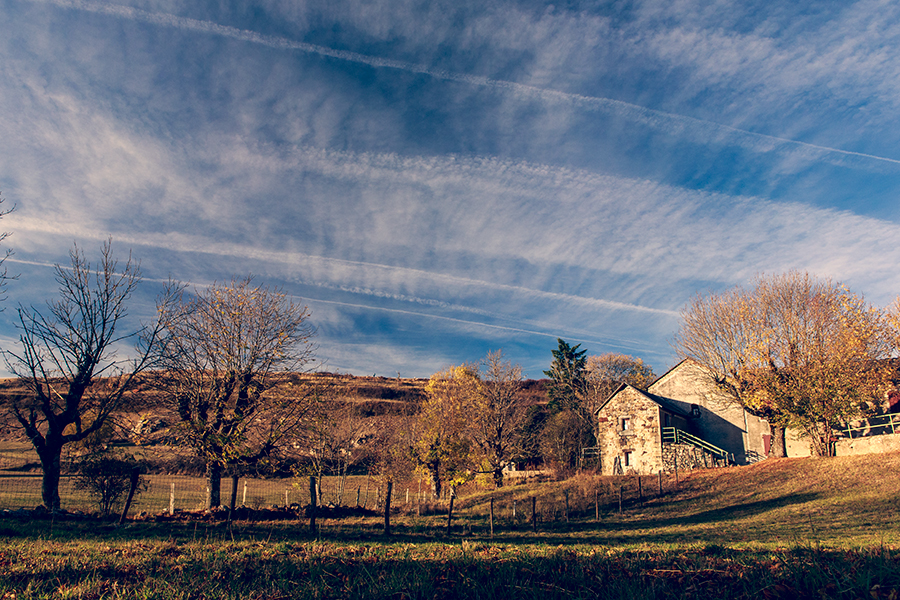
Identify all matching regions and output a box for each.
[678,271,898,447]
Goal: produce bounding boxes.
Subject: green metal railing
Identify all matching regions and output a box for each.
[845,413,900,439]
[662,427,736,464]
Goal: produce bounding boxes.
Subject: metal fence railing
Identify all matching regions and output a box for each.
[845,413,900,439]
[661,427,736,464]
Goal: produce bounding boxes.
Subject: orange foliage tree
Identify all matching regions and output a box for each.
[677,271,895,457]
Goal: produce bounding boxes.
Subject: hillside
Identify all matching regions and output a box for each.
[0,372,549,444]
[453,450,900,548]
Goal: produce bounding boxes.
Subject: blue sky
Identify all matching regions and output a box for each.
[1,0,900,378]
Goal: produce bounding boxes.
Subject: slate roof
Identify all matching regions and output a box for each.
[595,382,694,419]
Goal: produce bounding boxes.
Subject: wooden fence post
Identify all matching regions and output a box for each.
[618,487,623,514]
[309,477,317,536]
[638,476,643,508]
[564,490,570,523]
[242,481,248,506]
[446,495,454,535]
[384,481,393,535]
[595,490,599,521]
[658,471,663,496]
[490,497,494,539]
[169,482,175,515]
[531,497,537,532]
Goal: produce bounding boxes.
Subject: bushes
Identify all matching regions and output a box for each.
[74,450,147,516]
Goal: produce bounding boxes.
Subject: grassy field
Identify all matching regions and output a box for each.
[1,452,899,598]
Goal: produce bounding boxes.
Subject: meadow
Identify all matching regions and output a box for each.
[1,451,899,599]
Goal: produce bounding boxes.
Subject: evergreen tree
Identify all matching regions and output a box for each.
[543,338,587,414]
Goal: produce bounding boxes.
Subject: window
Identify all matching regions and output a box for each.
[623,451,633,467]
[620,417,631,432]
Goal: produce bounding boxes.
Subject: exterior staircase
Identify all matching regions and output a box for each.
[661,427,736,465]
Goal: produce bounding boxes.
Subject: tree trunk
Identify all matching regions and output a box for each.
[207,462,223,509]
[37,445,63,512]
[429,469,442,501]
[492,467,504,488]
[768,425,787,458]
[229,474,239,514]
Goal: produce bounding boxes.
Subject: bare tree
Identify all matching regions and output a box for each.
[583,353,656,417]
[0,191,15,302]
[304,397,371,505]
[5,241,170,510]
[156,277,317,508]
[470,350,529,488]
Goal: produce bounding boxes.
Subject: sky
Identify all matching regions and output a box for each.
[1,0,900,379]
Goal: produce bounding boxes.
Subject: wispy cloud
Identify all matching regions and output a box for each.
[4,0,900,376]
[21,0,900,170]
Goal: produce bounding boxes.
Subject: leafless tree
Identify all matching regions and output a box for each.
[156,277,317,508]
[470,350,530,487]
[583,353,656,417]
[5,241,172,510]
[304,397,372,505]
[0,192,15,302]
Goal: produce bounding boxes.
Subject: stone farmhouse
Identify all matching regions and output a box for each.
[595,359,769,475]
[594,358,900,475]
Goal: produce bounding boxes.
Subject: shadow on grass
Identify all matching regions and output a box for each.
[0,491,830,548]
[3,532,899,600]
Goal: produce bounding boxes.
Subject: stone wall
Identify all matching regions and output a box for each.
[835,432,900,456]
[597,387,663,475]
[661,443,730,472]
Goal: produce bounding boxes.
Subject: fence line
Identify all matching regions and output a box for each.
[0,473,383,514]
[845,413,900,439]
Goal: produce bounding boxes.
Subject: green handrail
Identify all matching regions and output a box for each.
[662,427,735,464]
[845,413,900,439]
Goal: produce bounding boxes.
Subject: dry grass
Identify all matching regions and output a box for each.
[1,452,900,598]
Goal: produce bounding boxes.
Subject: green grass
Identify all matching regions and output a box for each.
[1,452,900,598]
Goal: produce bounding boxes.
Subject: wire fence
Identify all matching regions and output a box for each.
[0,472,392,515]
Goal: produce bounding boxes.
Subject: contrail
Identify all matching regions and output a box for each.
[27,0,900,168]
[8,217,681,317]
[304,296,651,353]
[4,257,654,352]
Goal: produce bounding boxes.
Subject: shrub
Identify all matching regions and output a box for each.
[74,451,146,516]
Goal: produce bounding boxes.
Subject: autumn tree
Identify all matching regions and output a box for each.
[676,271,894,457]
[6,241,171,510]
[469,350,530,488]
[410,364,478,499]
[540,409,590,471]
[156,278,316,508]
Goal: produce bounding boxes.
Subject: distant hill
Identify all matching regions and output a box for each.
[0,372,549,442]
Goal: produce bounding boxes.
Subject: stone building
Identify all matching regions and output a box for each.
[595,359,771,475]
